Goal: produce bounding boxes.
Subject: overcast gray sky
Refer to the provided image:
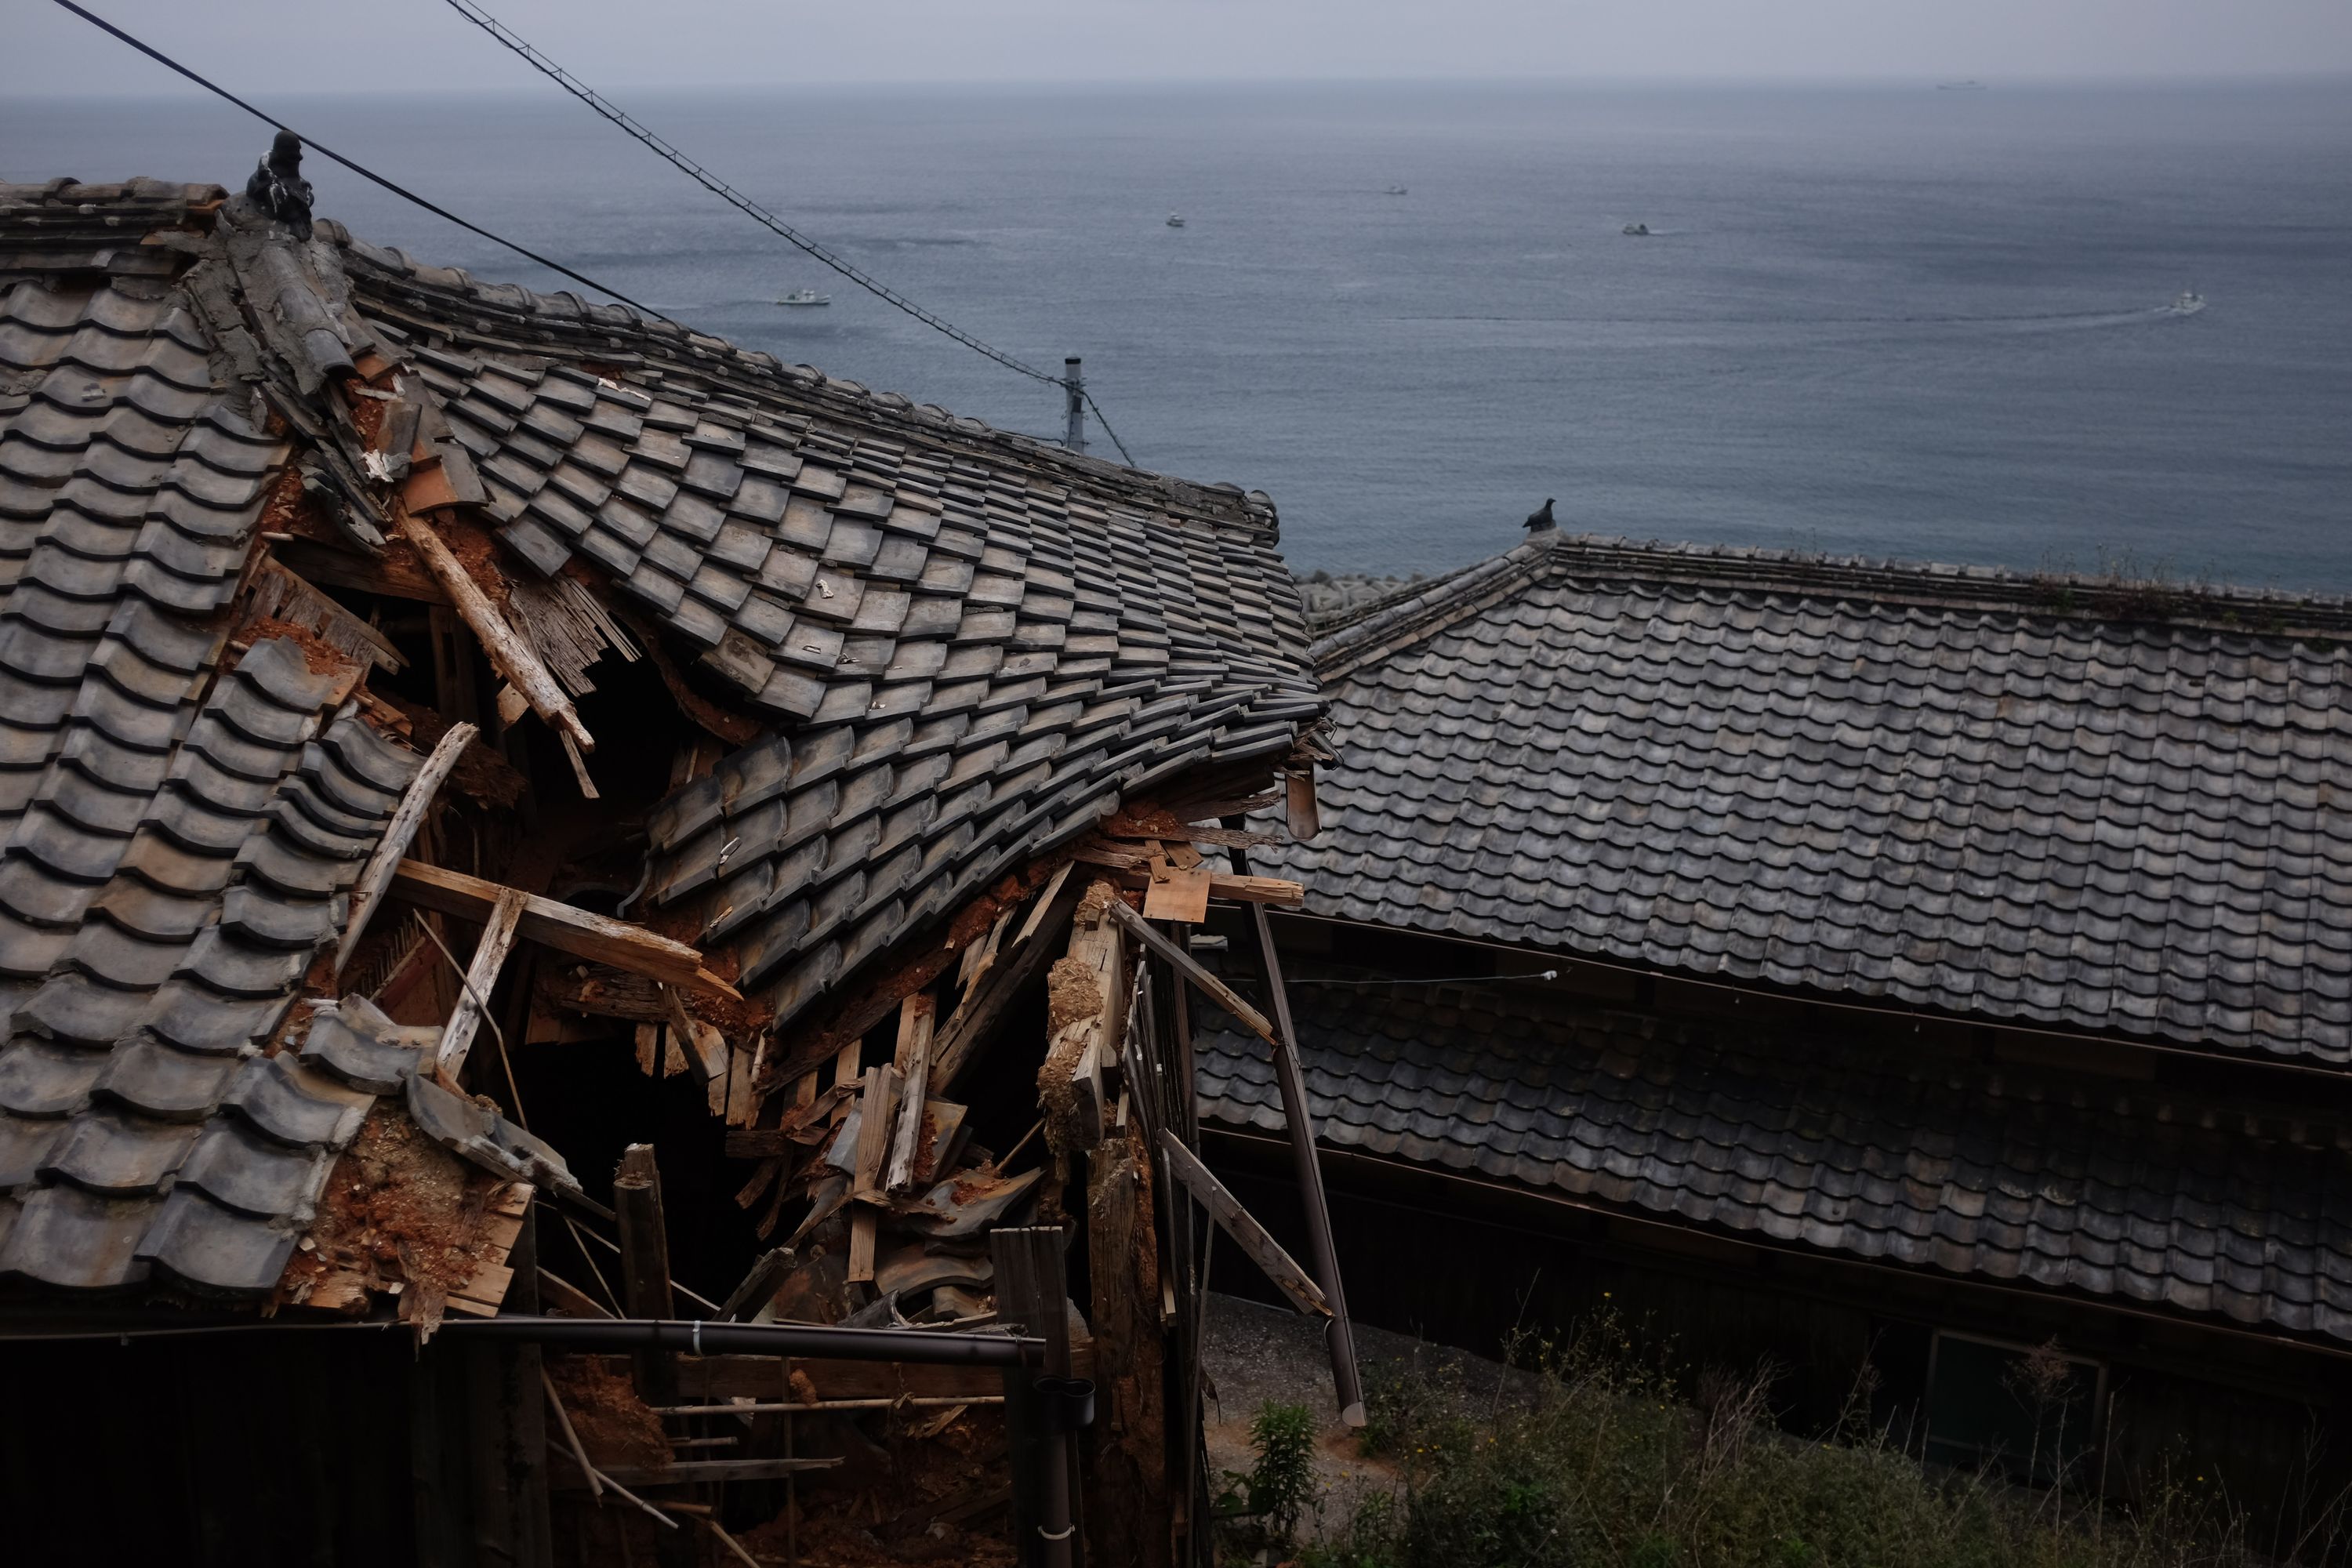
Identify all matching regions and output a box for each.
[10,0,2352,93]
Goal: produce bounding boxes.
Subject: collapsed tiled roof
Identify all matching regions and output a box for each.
[0,193,434,1294]
[1196,979,2352,1343]
[1265,533,2352,1065]
[317,227,1320,1025]
[0,169,1318,1301]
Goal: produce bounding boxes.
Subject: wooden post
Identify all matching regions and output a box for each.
[1087,1116,1170,1568]
[613,1145,675,1330]
[613,1144,694,1568]
[1228,845,1367,1428]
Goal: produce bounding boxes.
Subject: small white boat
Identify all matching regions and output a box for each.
[2168,289,2205,316]
[776,289,830,307]
[1385,185,1408,196]
[1166,214,1185,228]
[1623,222,1650,237]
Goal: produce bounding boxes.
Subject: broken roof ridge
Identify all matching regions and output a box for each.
[1316,528,2352,677]
[313,217,1282,540]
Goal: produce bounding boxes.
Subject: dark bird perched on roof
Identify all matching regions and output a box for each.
[1523,498,1557,533]
[245,131,314,240]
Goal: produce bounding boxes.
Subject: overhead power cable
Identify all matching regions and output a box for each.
[437,0,1141,467]
[46,0,670,320]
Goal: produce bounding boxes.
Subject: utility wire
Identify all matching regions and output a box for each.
[46,0,670,319]
[53,0,1142,465]
[437,0,1141,467]
[1304,970,1563,987]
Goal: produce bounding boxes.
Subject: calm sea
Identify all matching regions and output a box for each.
[8,81,2349,586]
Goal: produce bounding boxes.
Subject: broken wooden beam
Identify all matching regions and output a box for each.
[1069,845,1303,906]
[392,859,740,1000]
[1102,896,1280,1047]
[333,722,478,978]
[394,506,594,755]
[614,1145,675,1322]
[885,993,936,1196]
[435,886,526,1077]
[932,873,1087,1090]
[1157,1129,1327,1317]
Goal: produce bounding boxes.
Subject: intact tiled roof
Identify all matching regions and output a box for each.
[1265,533,2352,1064]
[0,204,434,1295]
[318,228,1321,1024]
[1196,979,2352,1343]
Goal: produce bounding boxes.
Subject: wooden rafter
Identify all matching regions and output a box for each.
[333,722,479,978]
[394,506,594,756]
[1158,1129,1328,1317]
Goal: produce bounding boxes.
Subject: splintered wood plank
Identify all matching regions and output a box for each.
[931,874,1087,1091]
[885,994,936,1195]
[308,1271,371,1312]
[445,1261,514,1316]
[847,1208,878,1285]
[1142,865,1212,923]
[957,906,1012,992]
[394,506,594,755]
[1209,873,1305,908]
[392,859,739,1000]
[1040,887,1123,1152]
[851,1065,899,1206]
[435,886,527,1076]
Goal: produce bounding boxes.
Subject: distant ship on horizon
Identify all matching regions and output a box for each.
[1937,80,1988,91]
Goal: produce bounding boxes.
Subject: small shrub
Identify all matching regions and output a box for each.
[1345,1308,2266,1568]
[1247,1399,1318,1545]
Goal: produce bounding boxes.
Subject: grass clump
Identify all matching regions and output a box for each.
[1294,1306,2271,1568]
